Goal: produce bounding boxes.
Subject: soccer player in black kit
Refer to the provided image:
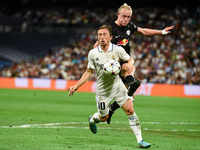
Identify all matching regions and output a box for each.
[94,4,174,147]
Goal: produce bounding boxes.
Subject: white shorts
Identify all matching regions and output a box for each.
[96,83,133,117]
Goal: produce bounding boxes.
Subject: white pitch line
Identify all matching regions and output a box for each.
[10,121,198,125]
[0,122,199,132]
[1,125,200,132]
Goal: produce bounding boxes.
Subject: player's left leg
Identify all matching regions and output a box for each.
[106,93,135,124]
[121,99,151,148]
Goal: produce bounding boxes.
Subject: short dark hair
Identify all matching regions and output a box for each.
[97,25,113,36]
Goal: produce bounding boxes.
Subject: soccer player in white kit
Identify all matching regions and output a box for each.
[69,25,151,148]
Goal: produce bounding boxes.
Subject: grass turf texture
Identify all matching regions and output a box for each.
[0,89,199,150]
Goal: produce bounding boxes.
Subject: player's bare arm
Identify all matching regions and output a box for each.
[69,68,93,96]
[135,26,174,36]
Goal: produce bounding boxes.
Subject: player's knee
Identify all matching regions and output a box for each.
[122,99,134,115]
[121,63,128,71]
[121,63,132,74]
[125,107,134,116]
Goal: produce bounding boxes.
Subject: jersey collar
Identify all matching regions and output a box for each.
[98,42,113,52]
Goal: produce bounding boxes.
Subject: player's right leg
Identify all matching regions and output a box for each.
[127,78,141,96]
[88,115,98,134]
[122,63,141,96]
[89,94,112,133]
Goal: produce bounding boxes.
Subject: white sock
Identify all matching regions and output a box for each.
[90,113,101,125]
[128,113,143,143]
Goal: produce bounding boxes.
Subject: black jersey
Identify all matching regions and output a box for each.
[108,19,138,55]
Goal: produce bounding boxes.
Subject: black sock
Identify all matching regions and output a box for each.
[125,75,135,88]
[110,101,120,112]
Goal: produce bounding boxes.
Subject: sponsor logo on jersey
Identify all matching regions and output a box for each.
[96,63,104,69]
[117,39,128,46]
[126,30,130,35]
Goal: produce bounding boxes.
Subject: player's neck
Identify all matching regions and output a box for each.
[100,42,110,53]
[115,19,122,27]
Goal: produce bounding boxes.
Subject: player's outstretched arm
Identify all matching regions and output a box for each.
[69,68,93,96]
[136,25,174,36]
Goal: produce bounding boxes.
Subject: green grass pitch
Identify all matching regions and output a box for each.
[0,89,199,150]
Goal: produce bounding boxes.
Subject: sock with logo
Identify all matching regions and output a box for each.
[128,113,143,143]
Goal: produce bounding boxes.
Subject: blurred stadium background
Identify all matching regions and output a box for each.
[0,0,200,96]
[0,1,200,149]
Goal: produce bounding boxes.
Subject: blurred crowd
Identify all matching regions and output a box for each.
[0,6,200,84]
[0,6,115,32]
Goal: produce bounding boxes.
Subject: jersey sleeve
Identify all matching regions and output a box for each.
[87,50,95,69]
[118,47,130,61]
[130,22,138,34]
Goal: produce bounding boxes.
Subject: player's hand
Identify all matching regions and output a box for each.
[163,26,174,33]
[69,85,78,96]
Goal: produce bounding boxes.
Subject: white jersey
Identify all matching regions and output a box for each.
[87,42,130,95]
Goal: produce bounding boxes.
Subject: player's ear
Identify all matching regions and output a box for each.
[110,35,113,41]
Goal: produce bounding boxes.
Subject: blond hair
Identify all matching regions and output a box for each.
[118,3,132,14]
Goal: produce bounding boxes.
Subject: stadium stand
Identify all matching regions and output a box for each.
[0,3,199,84]
[0,46,36,62]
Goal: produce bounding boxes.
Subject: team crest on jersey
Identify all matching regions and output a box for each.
[126,30,130,35]
[111,55,116,60]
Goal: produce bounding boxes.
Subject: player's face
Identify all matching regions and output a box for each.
[118,8,132,26]
[97,28,112,47]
